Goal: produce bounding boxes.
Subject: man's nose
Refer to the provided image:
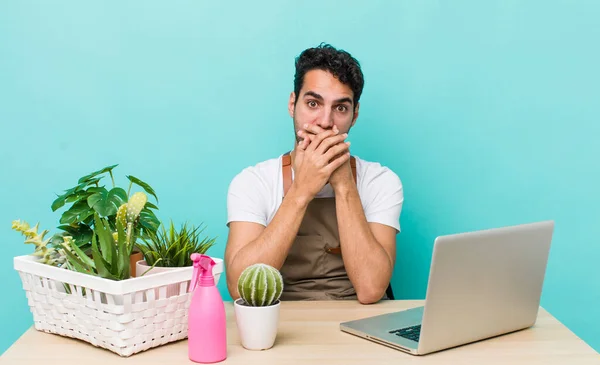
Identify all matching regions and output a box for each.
[317,109,334,129]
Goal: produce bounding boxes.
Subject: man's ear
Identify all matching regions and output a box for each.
[288,92,296,118]
[351,101,360,126]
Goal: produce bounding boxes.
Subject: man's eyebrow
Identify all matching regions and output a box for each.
[303,91,323,100]
[303,91,353,105]
[334,97,353,105]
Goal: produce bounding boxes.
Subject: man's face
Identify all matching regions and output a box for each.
[288,69,359,143]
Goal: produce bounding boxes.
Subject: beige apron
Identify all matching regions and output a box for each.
[278,152,359,300]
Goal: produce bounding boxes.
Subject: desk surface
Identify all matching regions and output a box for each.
[3,300,599,364]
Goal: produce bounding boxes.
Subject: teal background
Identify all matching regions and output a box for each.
[1,0,599,355]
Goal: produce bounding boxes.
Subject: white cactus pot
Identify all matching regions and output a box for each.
[234,298,280,350]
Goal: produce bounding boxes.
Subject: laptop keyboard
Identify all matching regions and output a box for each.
[389,325,421,342]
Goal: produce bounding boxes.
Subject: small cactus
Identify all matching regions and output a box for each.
[237,263,283,306]
[116,204,127,228]
[115,192,146,244]
[126,192,147,223]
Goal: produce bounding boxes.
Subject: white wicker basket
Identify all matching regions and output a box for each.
[13,254,224,357]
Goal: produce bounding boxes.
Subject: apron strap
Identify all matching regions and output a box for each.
[282,152,356,197]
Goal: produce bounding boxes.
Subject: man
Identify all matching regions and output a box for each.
[224,43,404,304]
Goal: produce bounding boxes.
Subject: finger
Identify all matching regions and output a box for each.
[302,124,334,145]
[316,133,348,155]
[298,136,310,150]
[304,127,337,152]
[322,140,350,162]
[297,129,313,141]
[297,131,317,150]
[303,124,342,139]
[308,130,337,153]
[303,123,328,136]
[324,152,351,174]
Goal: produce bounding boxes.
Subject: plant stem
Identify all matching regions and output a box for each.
[109,171,116,188]
[127,181,132,198]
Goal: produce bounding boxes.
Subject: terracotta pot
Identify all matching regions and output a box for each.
[129,250,144,277]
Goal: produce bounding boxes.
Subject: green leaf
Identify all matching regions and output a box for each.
[79,177,102,189]
[64,248,93,275]
[78,208,95,223]
[65,191,93,204]
[116,219,130,279]
[57,224,94,247]
[78,164,118,184]
[60,200,94,225]
[134,220,217,269]
[57,225,80,236]
[51,188,80,212]
[67,236,95,269]
[51,194,67,212]
[139,208,161,233]
[93,213,114,265]
[51,180,100,212]
[82,213,94,226]
[146,251,162,267]
[86,187,108,207]
[174,245,190,267]
[87,187,128,217]
[91,234,116,280]
[65,181,90,196]
[126,175,158,203]
[136,243,151,265]
[145,202,159,210]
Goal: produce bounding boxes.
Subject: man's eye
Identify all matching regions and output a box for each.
[308,101,318,108]
[336,105,347,112]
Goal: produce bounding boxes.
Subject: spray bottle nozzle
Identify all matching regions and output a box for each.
[190,254,216,291]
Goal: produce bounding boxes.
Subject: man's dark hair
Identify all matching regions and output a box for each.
[293,43,364,107]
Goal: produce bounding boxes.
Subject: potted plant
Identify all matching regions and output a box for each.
[57,191,147,281]
[234,263,284,350]
[47,164,161,276]
[134,220,220,297]
[11,164,224,357]
[13,190,148,295]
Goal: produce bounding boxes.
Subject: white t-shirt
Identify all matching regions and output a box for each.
[226,154,404,233]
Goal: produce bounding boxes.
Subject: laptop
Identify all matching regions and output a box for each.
[340,220,554,355]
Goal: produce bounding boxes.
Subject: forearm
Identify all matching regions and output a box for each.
[227,185,309,298]
[335,184,393,304]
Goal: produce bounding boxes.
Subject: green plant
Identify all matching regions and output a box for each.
[11,220,67,267]
[136,221,217,270]
[237,263,283,306]
[49,164,160,250]
[60,192,147,280]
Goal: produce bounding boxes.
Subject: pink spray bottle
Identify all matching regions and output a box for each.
[188,253,227,363]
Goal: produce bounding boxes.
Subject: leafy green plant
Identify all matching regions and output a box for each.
[136,221,217,270]
[60,192,147,280]
[49,164,160,250]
